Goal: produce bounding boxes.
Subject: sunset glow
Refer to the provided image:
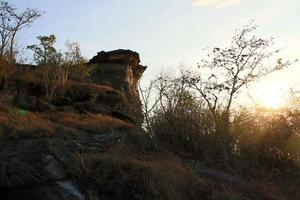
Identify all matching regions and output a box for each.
[253,85,286,108]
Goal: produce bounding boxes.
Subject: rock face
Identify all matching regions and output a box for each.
[17,49,146,125]
[89,50,147,125]
[0,133,115,200]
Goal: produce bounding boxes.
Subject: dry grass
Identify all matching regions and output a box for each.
[10,112,56,139]
[70,152,200,200]
[0,109,136,140]
[0,92,136,139]
[21,73,117,94]
[54,112,135,134]
[19,72,119,102]
[0,107,56,139]
[0,93,57,139]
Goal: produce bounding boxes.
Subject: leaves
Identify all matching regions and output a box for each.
[27,34,58,65]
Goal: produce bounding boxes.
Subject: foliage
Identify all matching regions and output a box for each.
[27,35,88,101]
[139,25,299,192]
[176,23,294,166]
[27,35,59,65]
[232,108,300,167]
[64,41,89,81]
[142,74,300,198]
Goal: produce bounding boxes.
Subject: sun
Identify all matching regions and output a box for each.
[252,85,285,109]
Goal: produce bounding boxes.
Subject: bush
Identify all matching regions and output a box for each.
[70,153,199,200]
[232,108,300,170]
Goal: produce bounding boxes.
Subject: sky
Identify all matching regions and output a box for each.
[7,0,300,106]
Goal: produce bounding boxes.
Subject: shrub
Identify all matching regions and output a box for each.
[149,78,225,160]
[232,108,300,166]
[70,153,199,200]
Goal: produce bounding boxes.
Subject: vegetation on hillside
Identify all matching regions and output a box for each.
[0,1,299,200]
[139,24,300,199]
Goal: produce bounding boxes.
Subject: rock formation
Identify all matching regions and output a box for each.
[0,50,148,199]
[88,49,147,125]
[18,49,147,125]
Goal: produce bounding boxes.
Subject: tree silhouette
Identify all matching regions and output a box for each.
[185,23,294,166]
[0,1,42,62]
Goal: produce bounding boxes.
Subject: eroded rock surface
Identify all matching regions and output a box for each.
[89,49,147,125]
[17,49,146,125]
[0,131,119,200]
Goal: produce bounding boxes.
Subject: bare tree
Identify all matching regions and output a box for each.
[0,4,10,60]
[185,23,295,164]
[0,1,42,62]
[0,1,41,89]
[63,41,87,82]
[138,79,159,134]
[154,73,193,136]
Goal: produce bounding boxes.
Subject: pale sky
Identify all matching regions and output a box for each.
[8,0,300,106]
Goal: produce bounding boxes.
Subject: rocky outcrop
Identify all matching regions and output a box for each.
[89,49,147,93]
[17,49,146,125]
[89,49,147,125]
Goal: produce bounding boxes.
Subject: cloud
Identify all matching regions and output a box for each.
[192,0,241,9]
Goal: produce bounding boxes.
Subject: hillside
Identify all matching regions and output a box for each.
[0,50,297,200]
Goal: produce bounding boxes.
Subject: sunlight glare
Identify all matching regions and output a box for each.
[253,85,286,108]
